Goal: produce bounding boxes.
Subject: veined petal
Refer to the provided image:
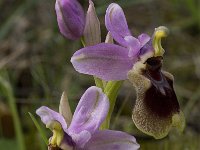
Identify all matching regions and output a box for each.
[71,43,133,81]
[68,86,109,134]
[36,106,68,133]
[139,39,154,58]
[138,33,151,48]
[84,130,140,150]
[124,36,141,57]
[105,3,131,47]
[71,130,91,148]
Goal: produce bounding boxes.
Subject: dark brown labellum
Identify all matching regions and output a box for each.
[143,57,180,117]
[128,56,185,139]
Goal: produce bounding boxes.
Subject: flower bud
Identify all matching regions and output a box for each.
[55,0,85,40]
[128,57,185,139]
[83,0,101,46]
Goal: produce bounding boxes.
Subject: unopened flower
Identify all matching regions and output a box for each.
[71,3,153,81]
[36,86,140,150]
[55,0,85,40]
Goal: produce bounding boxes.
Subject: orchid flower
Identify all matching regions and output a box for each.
[71,3,154,81]
[55,0,85,40]
[71,3,185,139]
[36,86,140,150]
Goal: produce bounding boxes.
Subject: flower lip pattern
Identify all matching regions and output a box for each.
[128,56,185,139]
[71,3,154,81]
[36,86,140,150]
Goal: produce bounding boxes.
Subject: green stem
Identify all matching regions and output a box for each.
[0,76,26,150]
[94,76,104,90]
[100,81,123,129]
[81,37,86,47]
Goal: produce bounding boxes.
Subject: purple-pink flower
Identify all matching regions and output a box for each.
[71,3,154,81]
[55,0,85,40]
[36,86,140,150]
[105,3,152,58]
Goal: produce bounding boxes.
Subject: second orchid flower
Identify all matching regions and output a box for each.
[36,86,139,150]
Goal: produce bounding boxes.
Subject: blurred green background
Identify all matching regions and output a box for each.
[0,0,200,149]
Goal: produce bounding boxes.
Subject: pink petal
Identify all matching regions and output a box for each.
[84,130,140,150]
[68,86,109,134]
[105,3,131,47]
[36,106,68,133]
[71,43,133,81]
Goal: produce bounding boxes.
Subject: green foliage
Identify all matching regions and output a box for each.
[0,139,18,150]
[0,72,25,150]
[28,112,48,145]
